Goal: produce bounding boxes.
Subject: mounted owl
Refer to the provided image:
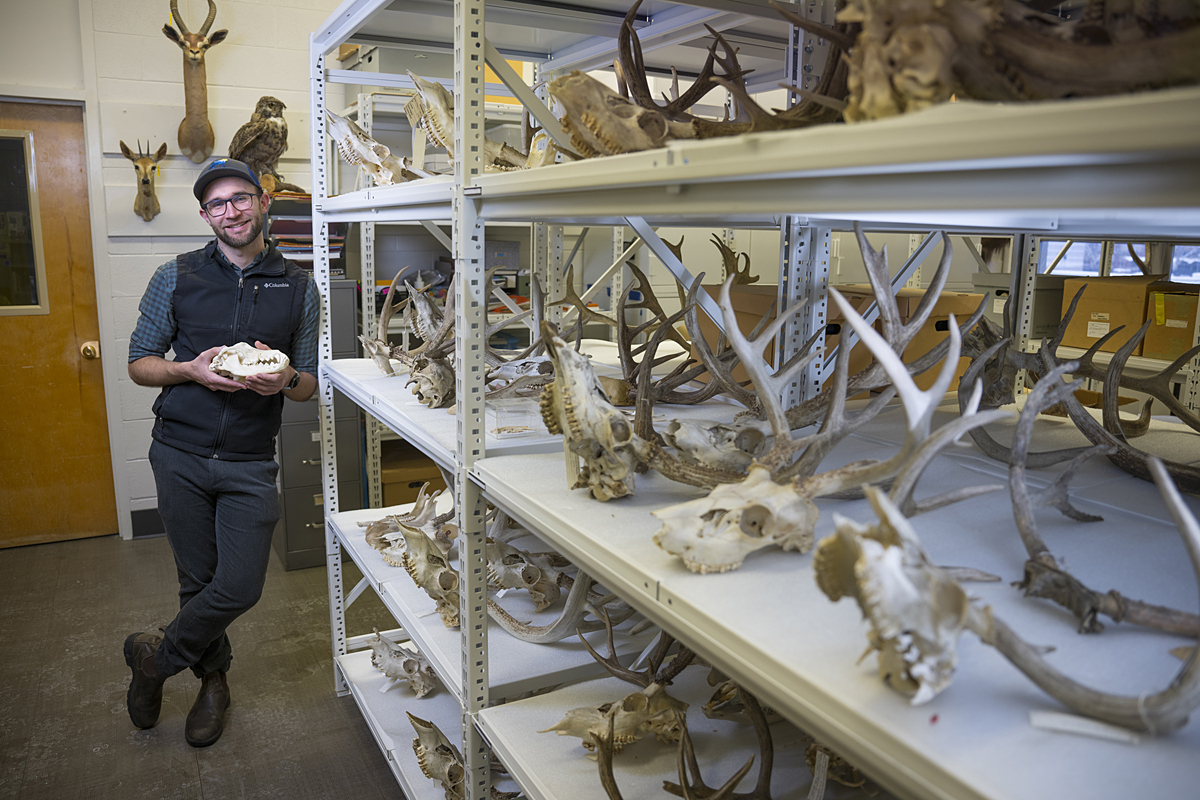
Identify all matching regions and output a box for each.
[227,96,290,183]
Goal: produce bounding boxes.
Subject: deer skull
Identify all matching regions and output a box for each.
[813,490,969,705]
[539,332,650,501]
[409,712,465,800]
[325,108,405,186]
[407,357,455,408]
[663,418,768,472]
[548,71,695,157]
[653,465,816,574]
[367,629,441,698]
[400,524,461,628]
[486,539,563,611]
[208,341,289,381]
[541,683,688,752]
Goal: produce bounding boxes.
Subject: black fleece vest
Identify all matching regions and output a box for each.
[151,241,309,461]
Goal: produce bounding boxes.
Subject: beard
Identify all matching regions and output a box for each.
[214,211,264,250]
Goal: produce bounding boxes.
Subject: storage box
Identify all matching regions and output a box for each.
[692,284,778,386]
[1143,285,1199,362]
[381,441,447,507]
[1059,275,1158,356]
[827,285,985,391]
[971,272,1066,339]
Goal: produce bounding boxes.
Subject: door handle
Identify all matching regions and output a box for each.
[81,341,100,359]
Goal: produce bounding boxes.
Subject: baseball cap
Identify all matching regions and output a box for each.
[193,158,263,201]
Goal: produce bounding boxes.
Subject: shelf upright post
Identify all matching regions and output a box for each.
[778,219,831,408]
[357,92,384,510]
[1187,294,1200,415]
[906,234,924,288]
[310,43,347,695]
[454,1,490,798]
[610,227,625,341]
[1011,233,1040,395]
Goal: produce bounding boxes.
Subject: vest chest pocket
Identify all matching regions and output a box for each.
[240,280,297,352]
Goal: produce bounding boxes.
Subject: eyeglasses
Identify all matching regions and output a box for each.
[201,192,261,217]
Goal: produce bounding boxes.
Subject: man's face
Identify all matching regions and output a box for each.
[200,176,267,249]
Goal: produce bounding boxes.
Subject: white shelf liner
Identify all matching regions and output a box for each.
[335,648,462,800]
[478,666,882,800]
[472,409,1200,800]
[331,501,659,705]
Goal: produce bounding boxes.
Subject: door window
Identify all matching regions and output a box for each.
[0,130,48,315]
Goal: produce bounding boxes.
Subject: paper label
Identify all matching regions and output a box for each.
[313,493,323,507]
[1086,321,1110,338]
[311,430,321,442]
[1156,293,1166,325]
[1167,318,1188,329]
[1089,311,1109,321]
[992,297,1006,314]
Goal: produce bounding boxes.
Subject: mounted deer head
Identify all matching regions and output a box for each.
[162,0,227,163]
[119,140,168,222]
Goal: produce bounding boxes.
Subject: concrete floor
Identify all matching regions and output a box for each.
[0,534,402,800]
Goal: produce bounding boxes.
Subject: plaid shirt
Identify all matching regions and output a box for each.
[128,242,320,375]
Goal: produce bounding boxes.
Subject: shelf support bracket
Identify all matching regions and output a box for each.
[483,37,573,152]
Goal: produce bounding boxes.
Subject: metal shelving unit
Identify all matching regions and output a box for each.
[308,2,1200,800]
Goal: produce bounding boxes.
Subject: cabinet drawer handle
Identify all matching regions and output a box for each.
[305,523,323,528]
[301,459,321,465]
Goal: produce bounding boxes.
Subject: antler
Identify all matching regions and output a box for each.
[970,459,1200,733]
[664,684,773,800]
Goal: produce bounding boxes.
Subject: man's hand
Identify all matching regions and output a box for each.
[192,346,245,393]
[244,341,292,397]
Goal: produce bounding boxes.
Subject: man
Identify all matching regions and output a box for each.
[124,158,320,747]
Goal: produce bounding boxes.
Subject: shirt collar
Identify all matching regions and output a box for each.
[208,239,279,275]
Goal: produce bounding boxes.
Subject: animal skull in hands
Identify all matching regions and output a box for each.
[813,489,969,705]
[539,332,650,501]
[367,629,441,698]
[548,71,695,157]
[208,342,289,381]
[652,464,816,574]
[541,683,688,752]
[663,418,768,472]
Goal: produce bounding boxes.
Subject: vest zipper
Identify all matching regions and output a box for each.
[211,270,247,459]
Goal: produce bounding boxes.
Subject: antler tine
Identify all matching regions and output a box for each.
[200,0,218,36]
[1102,321,1151,441]
[576,607,653,688]
[669,721,754,800]
[684,277,758,412]
[617,1,659,112]
[969,456,1200,733]
[662,33,723,119]
[170,0,189,35]
[1010,360,1093,567]
[378,269,409,339]
[595,712,629,800]
[768,0,856,49]
[1118,342,1200,432]
[888,378,1010,516]
[719,275,815,441]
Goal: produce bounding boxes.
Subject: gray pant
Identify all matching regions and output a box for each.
[149,440,279,678]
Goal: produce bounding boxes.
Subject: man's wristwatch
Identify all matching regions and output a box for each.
[285,370,301,391]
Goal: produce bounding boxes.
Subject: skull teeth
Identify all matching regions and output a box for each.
[682,557,742,575]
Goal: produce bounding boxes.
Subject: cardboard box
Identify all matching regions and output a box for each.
[381,441,447,507]
[828,285,985,391]
[693,284,778,386]
[1059,275,1158,356]
[1143,285,1199,362]
[971,272,1066,339]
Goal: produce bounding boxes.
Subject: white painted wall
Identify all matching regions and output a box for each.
[4,0,345,538]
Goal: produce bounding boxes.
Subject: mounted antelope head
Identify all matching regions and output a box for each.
[119,140,168,222]
[162,0,227,163]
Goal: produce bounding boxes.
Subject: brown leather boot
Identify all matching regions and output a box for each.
[185,670,230,747]
[123,632,165,729]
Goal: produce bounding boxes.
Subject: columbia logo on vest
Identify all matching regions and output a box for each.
[263,282,290,288]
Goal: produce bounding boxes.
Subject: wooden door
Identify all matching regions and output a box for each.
[0,101,117,547]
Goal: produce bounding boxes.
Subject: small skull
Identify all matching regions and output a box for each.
[367,628,441,698]
[208,341,289,382]
[409,712,465,800]
[401,524,461,628]
[663,418,768,472]
[487,539,563,611]
[653,465,816,574]
[540,684,688,752]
